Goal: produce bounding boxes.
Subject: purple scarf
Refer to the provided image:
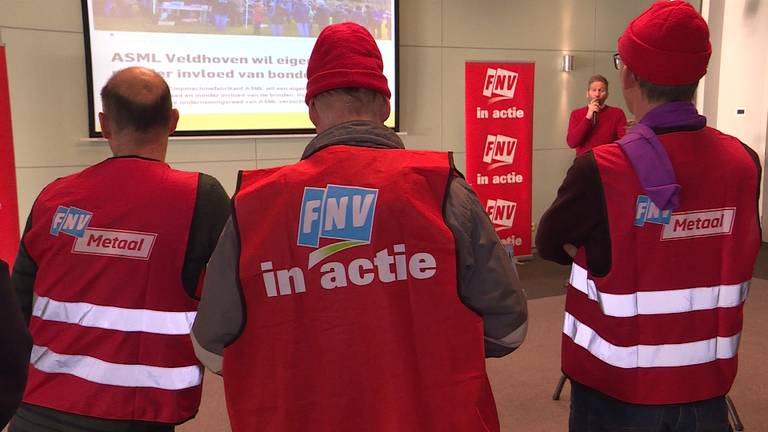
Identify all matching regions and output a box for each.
[617,102,706,210]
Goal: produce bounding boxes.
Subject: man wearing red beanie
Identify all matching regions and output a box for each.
[537,2,761,431]
[192,22,528,432]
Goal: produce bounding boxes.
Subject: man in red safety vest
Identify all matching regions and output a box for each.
[10,67,230,432]
[537,2,761,431]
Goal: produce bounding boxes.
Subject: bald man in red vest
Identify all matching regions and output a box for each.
[10,67,230,432]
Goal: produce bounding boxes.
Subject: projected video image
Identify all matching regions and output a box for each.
[92,0,393,40]
[84,0,397,135]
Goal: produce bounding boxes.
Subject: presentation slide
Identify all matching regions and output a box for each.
[83,0,397,135]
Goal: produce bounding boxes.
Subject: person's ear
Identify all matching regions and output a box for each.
[308,98,320,128]
[99,112,112,139]
[378,97,391,123]
[168,109,179,135]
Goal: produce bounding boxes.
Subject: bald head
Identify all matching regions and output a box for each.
[100,67,174,134]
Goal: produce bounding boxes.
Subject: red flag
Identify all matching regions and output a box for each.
[465,62,535,256]
[0,45,20,266]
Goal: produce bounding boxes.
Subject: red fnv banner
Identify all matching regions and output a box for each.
[465,62,534,256]
[0,45,20,266]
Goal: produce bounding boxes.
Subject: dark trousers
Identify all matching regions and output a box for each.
[9,403,175,432]
[569,381,732,432]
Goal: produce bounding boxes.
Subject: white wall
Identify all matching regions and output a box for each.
[702,0,768,240]
[1,0,664,237]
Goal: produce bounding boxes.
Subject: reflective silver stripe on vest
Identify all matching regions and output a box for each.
[30,345,202,390]
[569,263,749,317]
[563,313,740,368]
[32,296,196,335]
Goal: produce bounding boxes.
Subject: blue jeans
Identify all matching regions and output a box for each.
[569,381,732,432]
[9,403,175,432]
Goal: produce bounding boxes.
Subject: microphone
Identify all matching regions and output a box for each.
[591,110,598,126]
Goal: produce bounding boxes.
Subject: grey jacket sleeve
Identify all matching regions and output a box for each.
[444,176,528,358]
[191,218,243,374]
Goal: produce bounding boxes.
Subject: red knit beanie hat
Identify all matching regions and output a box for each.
[305,22,390,104]
[618,1,711,85]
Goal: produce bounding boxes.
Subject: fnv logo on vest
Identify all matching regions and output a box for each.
[50,206,156,260]
[634,195,672,227]
[483,134,517,170]
[50,206,93,237]
[258,184,438,298]
[298,184,378,269]
[486,199,516,231]
[482,68,518,103]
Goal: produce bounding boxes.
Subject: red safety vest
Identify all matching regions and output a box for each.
[22,158,203,423]
[226,146,498,432]
[562,127,760,404]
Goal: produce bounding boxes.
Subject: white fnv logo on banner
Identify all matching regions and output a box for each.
[483,134,517,169]
[482,68,518,101]
[486,199,517,230]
